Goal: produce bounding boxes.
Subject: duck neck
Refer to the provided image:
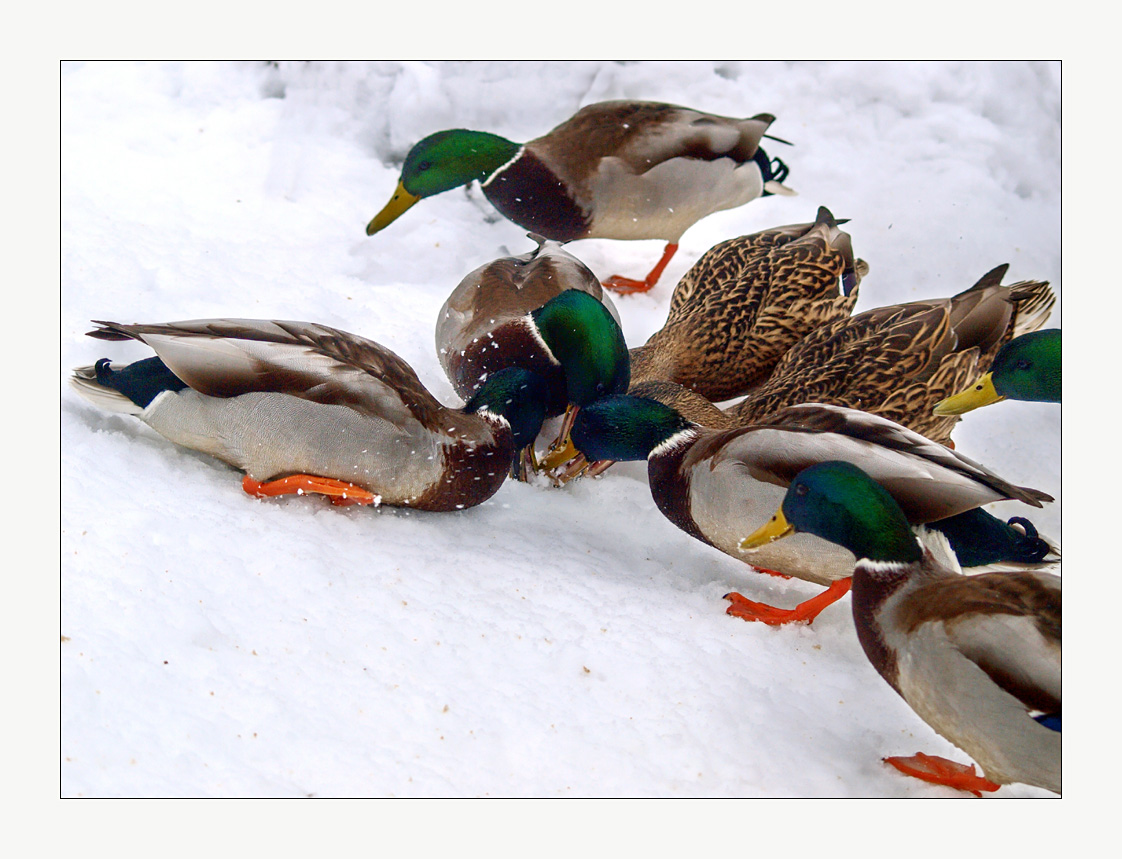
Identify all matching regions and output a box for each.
[482,148,590,242]
[646,426,711,546]
[529,291,629,407]
[849,559,913,694]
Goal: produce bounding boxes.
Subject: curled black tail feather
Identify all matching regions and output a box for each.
[93,356,188,409]
[929,507,1055,568]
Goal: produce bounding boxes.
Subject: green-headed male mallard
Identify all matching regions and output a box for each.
[70,319,552,512]
[742,460,1060,795]
[934,328,1061,415]
[568,398,1057,625]
[435,239,630,475]
[367,100,795,294]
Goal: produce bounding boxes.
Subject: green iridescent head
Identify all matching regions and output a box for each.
[741,461,923,564]
[571,395,695,463]
[367,130,521,235]
[463,367,548,450]
[935,329,1061,415]
[530,290,630,408]
[988,328,1061,403]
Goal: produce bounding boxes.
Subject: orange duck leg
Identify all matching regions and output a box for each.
[603,242,678,295]
[724,577,852,626]
[242,474,378,507]
[884,752,1001,797]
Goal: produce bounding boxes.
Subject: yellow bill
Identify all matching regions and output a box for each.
[933,372,1004,416]
[739,509,795,551]
[366,181,420,235]
[539,433,580,472]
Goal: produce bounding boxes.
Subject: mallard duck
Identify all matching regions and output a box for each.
[731,264,1056,444]
[568,397,1057,625]
[366,100,795,294]
[69,319,553,512]
[435,241,630,473]
[741,460,1060,795]
[628,205,865,402]
[934,328,1061,415]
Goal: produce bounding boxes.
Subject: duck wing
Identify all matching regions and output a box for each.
[702,403,1052,522]
[899,570,1061,714]
[530,101,776,187]
[87,319,451,432]
[632,206,862,400]
[733,265,1055,445]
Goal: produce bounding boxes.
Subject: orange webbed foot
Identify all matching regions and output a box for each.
[723,578,852,626]
[242,474,378,506]
[884,753,1000,797]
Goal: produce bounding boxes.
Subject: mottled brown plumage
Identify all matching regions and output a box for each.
[629,206,864,402]
[729,264,1056,444]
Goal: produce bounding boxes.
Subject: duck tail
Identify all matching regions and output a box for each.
[1008,280,1057,340]
[70,363,145,415]
[70,356,188,413]
[806,206,864,297]
[922,507,1061,573]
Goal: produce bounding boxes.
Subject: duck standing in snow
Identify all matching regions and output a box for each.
[567,398,1057,625]
[740,460,1060,796]
[934,328,1061,415]
[70,319,553,512]
[366,100,795,294]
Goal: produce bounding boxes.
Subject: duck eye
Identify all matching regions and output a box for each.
[418,160,432,172]
[1015,358,1032,371]
[794,483,808,497]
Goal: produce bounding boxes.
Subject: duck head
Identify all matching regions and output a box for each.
[367,130,521,235]
[462,367,549,451]
[934,329,1061,414]
[740,461,923,564]
[570,395,696,463]
[530,290,630,408]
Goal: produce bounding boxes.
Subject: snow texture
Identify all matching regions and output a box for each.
[61,61,1060,798]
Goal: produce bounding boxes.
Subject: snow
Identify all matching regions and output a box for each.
[61,61,1060,800]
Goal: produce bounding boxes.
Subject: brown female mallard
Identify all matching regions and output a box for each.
[727,263,1055,445]
[626,263,1055,446]
[627,206,865,403]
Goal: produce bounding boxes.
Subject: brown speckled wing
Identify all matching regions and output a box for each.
[731,265,1056,446]
[88,319,450,431]
[530,101,774,189]
[634,207,862,401]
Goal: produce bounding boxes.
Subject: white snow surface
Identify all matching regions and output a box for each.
[61,61,1061,799]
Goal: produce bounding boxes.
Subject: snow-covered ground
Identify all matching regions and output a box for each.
[61,61,1061,800]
